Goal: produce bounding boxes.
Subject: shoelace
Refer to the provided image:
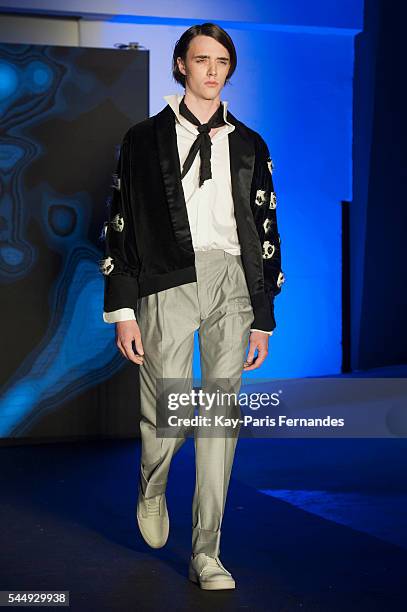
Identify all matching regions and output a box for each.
[201,555,223,573]
[206,556,220,566]
[146,496,160,516]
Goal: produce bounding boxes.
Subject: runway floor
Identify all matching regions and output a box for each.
[1,431,406,611]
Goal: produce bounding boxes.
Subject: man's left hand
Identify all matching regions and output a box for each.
[243,331,270,371]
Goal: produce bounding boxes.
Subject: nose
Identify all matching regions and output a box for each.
[208,62,217,77]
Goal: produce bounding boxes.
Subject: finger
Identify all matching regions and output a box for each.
[116,340,128,360]
[244,346,268,370]
[117,342,141,365]
[254,346,268,368]
[244,343,257,366]
[134,336,144,356]
[117,341,131,362]
[124,341,144,364]
[118,340,144,365]
[243,356,259,371]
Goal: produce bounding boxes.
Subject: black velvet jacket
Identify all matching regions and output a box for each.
[99,103,285,332]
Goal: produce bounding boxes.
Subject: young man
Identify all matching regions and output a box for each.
[100,23,285,590]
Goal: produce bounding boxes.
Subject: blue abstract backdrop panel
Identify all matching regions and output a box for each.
[0,43,148,439]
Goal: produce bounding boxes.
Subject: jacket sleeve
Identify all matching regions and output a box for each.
[250,135,285,331]
[99,131,141,321]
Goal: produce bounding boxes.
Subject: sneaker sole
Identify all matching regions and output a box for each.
[188,568,235,590]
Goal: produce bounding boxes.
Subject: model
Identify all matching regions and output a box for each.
[100,22,285,590]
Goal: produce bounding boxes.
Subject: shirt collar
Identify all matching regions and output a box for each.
[163,93,235,134]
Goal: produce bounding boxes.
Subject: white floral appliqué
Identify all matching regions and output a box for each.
[267,157,274,174]
[111,213,124,232]
[262,241,275,259]
[263,218,272,234]
[255,189,267,206]
[277,271,285,288]
[269,192,277,209]
[99,256,114,275]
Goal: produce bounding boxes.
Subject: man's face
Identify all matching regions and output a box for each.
[177,35,231,100]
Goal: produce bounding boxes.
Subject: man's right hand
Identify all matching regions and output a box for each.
[116,320,144,365]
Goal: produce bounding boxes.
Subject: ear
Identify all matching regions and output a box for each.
[176,56,186,76]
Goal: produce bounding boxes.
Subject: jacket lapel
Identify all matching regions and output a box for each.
[155,104,256,252]
[226,111,256,228]
[155,105,194,252]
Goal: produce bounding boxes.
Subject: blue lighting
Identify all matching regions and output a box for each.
[0,61,18,101]
[0,144,24,171]
[27,60,53,92]
[0,245,24,266]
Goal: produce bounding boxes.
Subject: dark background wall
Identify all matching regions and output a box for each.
[351,0,407,371]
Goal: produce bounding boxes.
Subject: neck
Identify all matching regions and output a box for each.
[183,89,222,124]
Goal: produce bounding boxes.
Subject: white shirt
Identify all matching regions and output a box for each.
[165,93,240,255]
[103,93,272,336]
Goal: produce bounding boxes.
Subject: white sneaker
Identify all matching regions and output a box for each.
[188,553,236,590]
[136,487,169,548]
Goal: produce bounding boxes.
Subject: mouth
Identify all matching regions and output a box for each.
[205,81,218,86]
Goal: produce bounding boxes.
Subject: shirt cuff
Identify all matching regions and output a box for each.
[250,328,273,336]
[103,308,136,324]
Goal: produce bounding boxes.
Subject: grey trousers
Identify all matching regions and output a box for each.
[136,249,254,556]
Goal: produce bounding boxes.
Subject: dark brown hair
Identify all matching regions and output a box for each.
[172,22,237,87]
